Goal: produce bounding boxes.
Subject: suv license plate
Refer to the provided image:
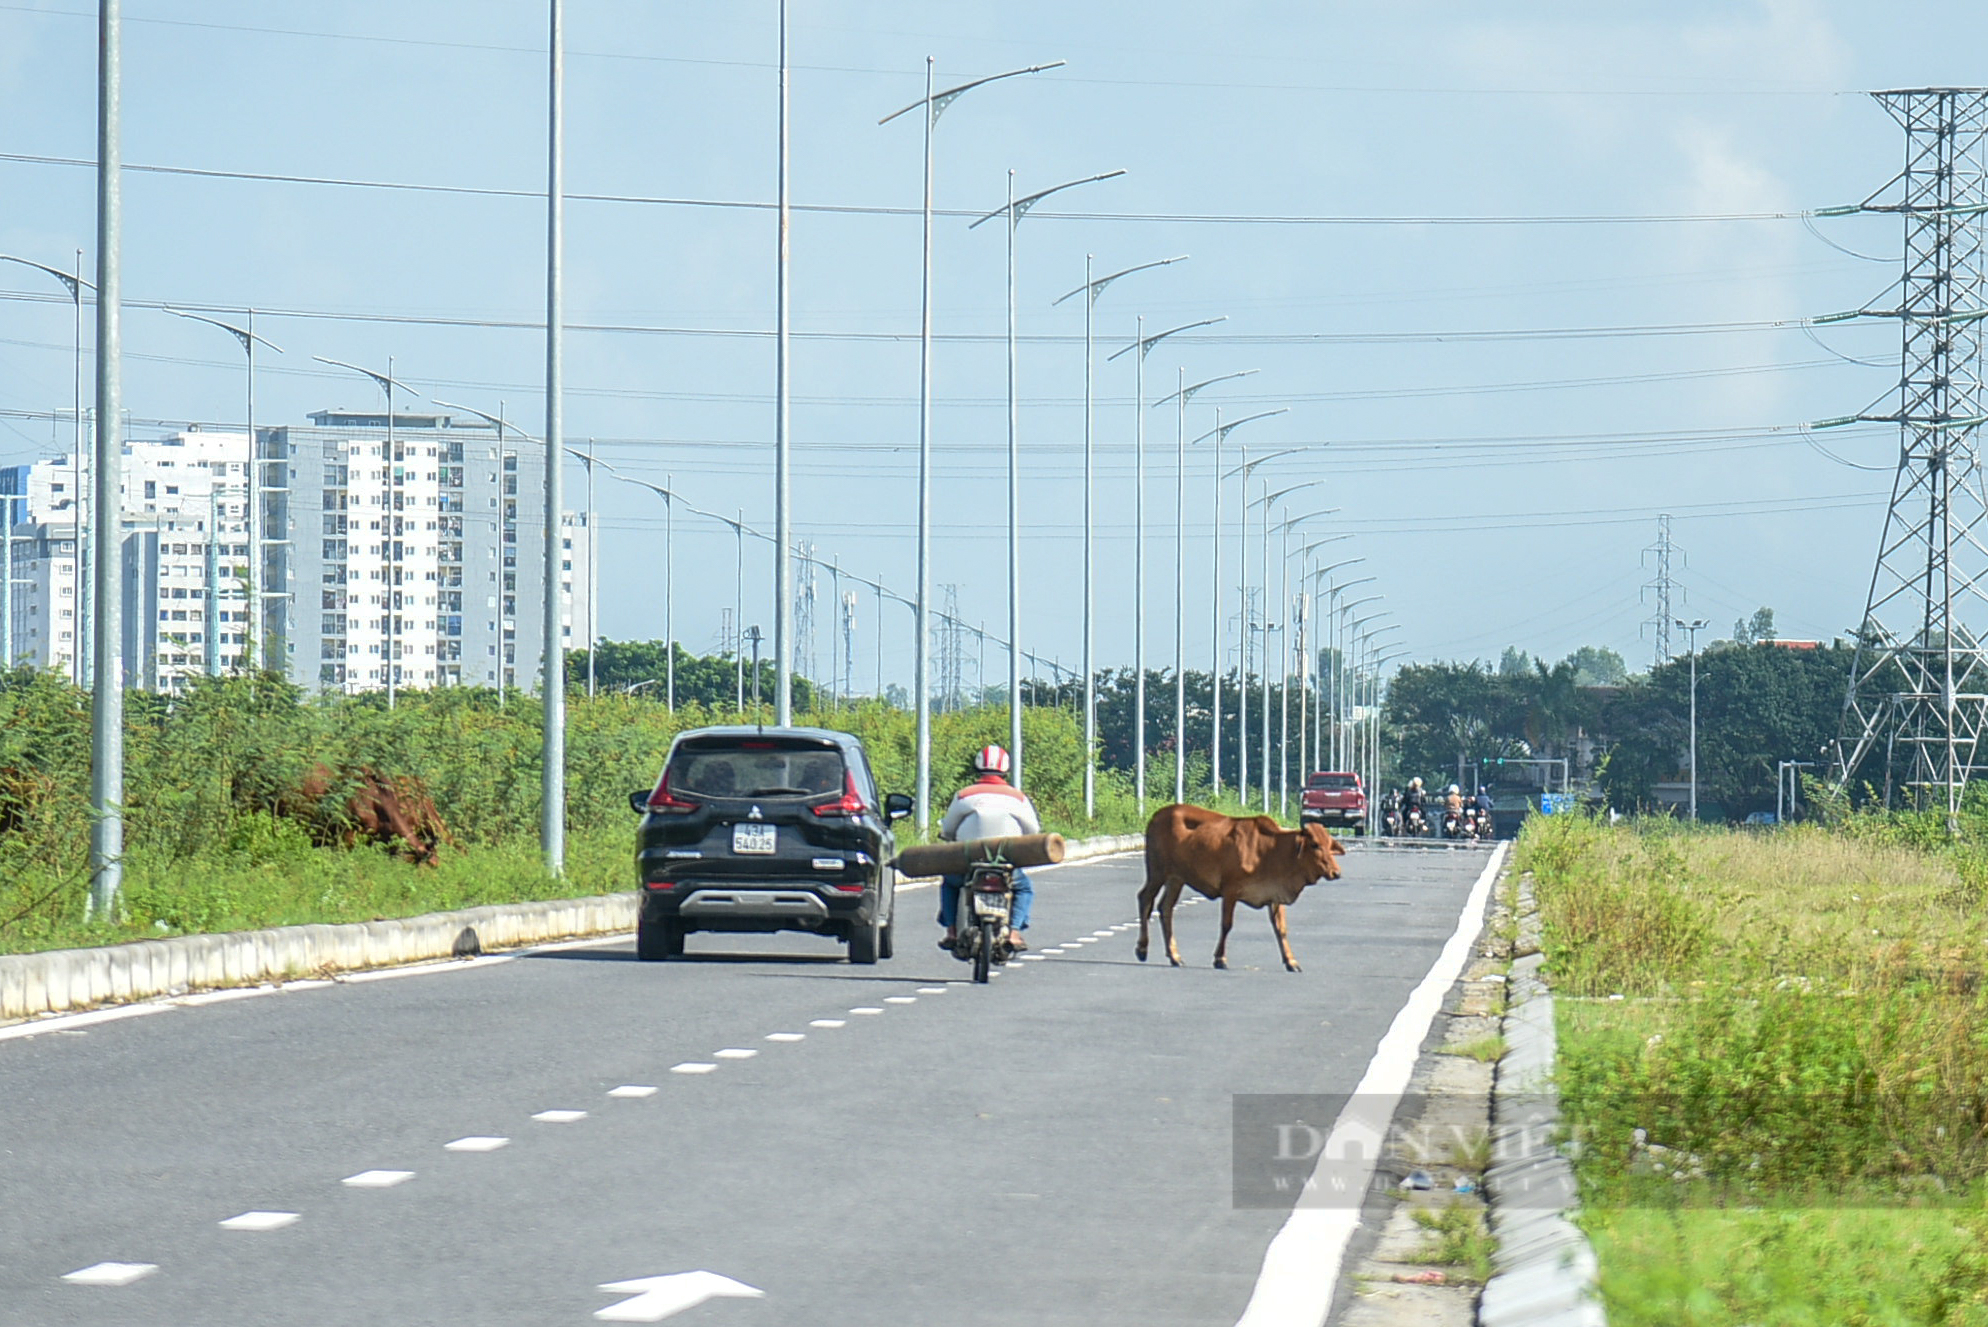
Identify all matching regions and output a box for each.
[732,823,778,855]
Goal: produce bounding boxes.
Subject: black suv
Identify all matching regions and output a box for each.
[629,726,914,963]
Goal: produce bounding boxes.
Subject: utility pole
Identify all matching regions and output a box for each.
[1828,89,1988,833]
[1677,618,1707,821]
[88,0,123,918]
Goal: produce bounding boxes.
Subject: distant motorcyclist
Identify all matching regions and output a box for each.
[1403,778,1426,812]
[937,745,1039,952]
[1474,785,1494,816]
[1444,784,1465,814]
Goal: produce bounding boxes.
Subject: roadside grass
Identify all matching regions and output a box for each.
[1438,1033,1507,1063]
[1516,813,1988,1324]
[1407,1202,1496,1283]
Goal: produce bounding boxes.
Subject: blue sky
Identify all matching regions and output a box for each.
[2,1,1984,691]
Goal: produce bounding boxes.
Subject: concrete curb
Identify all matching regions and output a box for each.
[1477,872,1606,1327]
[0,833,1146,1025]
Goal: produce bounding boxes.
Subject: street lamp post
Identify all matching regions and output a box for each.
[971,167,1124,791]
[773,0,792,726]
[1150,369,1250,803]
[1053,254,1185,817]
[612,474,682,712]
[1228,446,1300,806]
[1676,617,1708,821]
[1255,480,1320,809]
[881,56,1063,831]
[1191,406,1281,798]
[87,0,123,916]
[543,0,567,873]
[1273,514,1340,807]
[1308,565,1369,765]
[1297,546,1357,768]
[2,253,95,687]
[169,309,281,673]
[1108,316,1223,812]
[429,396,521,699]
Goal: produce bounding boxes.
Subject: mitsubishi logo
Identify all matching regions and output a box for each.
[749,806,763,820]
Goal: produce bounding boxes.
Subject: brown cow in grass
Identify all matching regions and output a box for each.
[282,764,458,866]
[1137,804,1345,972]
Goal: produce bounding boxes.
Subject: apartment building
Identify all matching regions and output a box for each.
[261,410,588,695]
[2,412,588,695]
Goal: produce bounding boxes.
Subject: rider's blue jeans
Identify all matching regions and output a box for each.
[938,870,1033,931]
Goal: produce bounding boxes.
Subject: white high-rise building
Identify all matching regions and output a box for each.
[1,413,589,695]
[3,429,250,689]
[261,410,589,695]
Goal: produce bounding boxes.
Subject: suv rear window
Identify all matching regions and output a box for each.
[1307,774,1360,790]
[667,743,845,798]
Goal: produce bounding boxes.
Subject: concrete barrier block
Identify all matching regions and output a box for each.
[0,957,25,1020]
[85,949,112,1007]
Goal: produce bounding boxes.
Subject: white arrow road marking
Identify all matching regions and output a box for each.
[219,1211,298,1231]
[533,1109,588,1123]
[444,1136,510,1152]
[670,1062,717,1075]
[608,1085,658,1099]
[62,1262,157,1286]
[595,1271,765,1322]
[808,1019,845,1028]
[342,1170,414,1188]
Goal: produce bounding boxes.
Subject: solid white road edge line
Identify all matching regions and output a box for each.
[1232,841,1509,1327]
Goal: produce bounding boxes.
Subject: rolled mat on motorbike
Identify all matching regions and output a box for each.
[894,833,1066,878]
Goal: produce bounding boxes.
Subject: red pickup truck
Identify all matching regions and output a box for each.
[1299,771,1367,834]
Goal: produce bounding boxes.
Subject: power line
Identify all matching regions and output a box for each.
[0,150,1811,226]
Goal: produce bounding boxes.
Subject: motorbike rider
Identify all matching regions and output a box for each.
[1444,783,1465,815]
[1474,784,1495,818]
[937,744,1040,952]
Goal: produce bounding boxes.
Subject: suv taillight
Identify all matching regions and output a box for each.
[646,773,698,815]
[811,771,868,818]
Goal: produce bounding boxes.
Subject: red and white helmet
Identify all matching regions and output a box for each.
[972,744,1012,775]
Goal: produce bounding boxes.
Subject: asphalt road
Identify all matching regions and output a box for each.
[0,843,1494,1327]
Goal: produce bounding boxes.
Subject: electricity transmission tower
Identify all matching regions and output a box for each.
[795,540,816,697]
[937,584,966,712]
[1832,89,1988,829]
[1640,514,1682,668]
[840,590,857,708]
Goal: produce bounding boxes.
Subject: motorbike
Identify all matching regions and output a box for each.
[1381,805,1403,836]
[1404,804,1428,837]
[1459,806,1483,841]
[948,859,1018,983]
[1441,808,1463,840]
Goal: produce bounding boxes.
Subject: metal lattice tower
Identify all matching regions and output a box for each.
[795,540,817,696]
[1640,514,1681,668]
[840,590,857,708]
[1835,89,1988,826]
[936,584,966,713]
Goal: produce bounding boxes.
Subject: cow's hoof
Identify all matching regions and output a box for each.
[1170,956,1183,968]
[1135,944,1148,962]
[1285,963,1303,974]
[1212,957,1227,970]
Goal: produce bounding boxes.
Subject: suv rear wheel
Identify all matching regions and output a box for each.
[848,913,882,965]
[636,914,685,962]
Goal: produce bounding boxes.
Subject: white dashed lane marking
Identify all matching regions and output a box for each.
[62,1262,157,1287]
[808,1019,846,1029]
[915,986,949,994]
[670,1063,718,1075]
[532,1110,588,1123]
[444,1136,511,1152]
[848,1007,884,1016]
[883,996,916,1005]
[219,1211,299,1232]
[764,1032,806,1043]
[608,1085,659,1099]
[713,1048,758,1060]
[342,1170,414,1188]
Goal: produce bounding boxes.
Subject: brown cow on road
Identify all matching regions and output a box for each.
[1136,804,1345,972]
